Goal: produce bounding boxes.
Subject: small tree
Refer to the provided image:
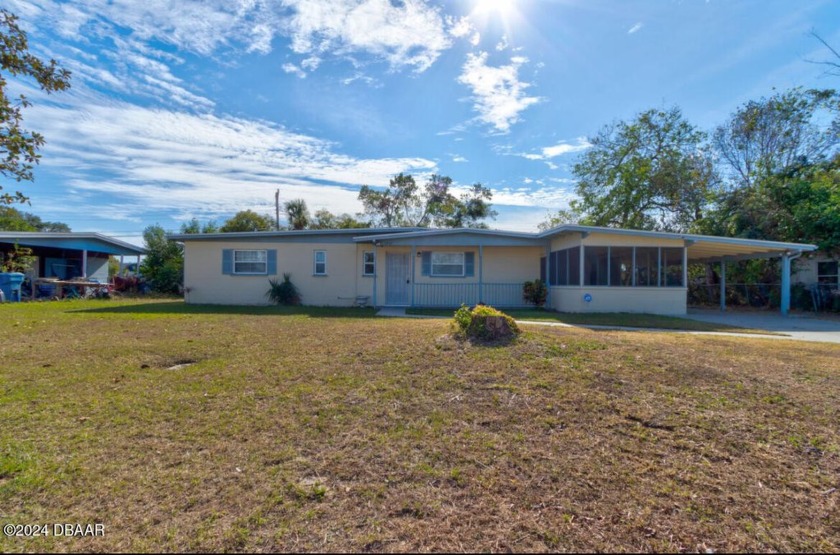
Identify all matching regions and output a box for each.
[0,243,35,273]
[522,279,548,307]
[139,225,183,294]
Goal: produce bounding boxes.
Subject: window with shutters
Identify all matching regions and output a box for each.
[233,250,267,274]
[431,252,465,276]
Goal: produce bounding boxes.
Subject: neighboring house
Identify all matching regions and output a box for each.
[170,225,816,315]
[795,254,839,288]
[0,232,146,283]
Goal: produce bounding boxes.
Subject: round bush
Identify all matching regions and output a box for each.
[453,304,520,341]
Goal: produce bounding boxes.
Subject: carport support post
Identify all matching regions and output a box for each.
[720,259,726,312]
[410,245,416,307]
[372,244,378,308]
[82,249,88,278]
[781,253,791,316]
[478,244,483,304]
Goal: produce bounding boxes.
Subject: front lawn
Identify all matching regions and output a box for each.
[406,307,780,334]
[1,299,838,552]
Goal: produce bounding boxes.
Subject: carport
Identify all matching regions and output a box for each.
[0,232,145,290]
[686,236,819,316]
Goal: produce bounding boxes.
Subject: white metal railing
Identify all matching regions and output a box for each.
[412,282,530,308]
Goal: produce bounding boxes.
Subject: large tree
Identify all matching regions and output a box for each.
[700,155,840,254]
[712,87,839,189]
[284,199,310,230]
[568,106,717,232]
[1,9,71,204]
[0,206,69,231]
[358,173,496,228]
[219,210,275,232]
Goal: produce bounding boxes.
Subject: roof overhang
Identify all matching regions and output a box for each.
[0,232,146,256]
[352,228,544,247]
[539,224,818,262]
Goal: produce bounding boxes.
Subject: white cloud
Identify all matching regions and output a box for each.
[451,155,468,163]
[457,52,541,133]
[25,94,438,223]
[280,0,452,72]
[282,63,307,78]
[520,137,592,160]
[496,35,509,51]
[12,0,456,76]
[628,22,644,34]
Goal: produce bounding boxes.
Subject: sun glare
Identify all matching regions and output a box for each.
[473,0,516,16]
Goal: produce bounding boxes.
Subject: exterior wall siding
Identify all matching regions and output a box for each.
[550,286,687,315]
[184,241,363,306]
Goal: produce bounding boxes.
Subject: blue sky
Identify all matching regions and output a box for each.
[7,0,840,245]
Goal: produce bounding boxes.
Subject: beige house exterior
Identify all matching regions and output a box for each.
[170,225,818,315]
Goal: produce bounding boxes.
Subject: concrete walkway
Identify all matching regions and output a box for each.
[376,307,840,344]
[682,308,840,344]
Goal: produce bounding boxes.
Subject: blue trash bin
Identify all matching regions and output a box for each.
[0,273,25,302]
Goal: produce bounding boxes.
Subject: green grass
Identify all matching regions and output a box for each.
[1,299,838,552]
[406,307,782,334]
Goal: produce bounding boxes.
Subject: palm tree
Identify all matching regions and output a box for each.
[284,199,310,230]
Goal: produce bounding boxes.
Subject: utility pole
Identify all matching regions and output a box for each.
[275,189,280,231]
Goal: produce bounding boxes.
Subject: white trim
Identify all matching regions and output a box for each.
[313,250,327,276]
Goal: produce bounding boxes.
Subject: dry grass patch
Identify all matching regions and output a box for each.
[0,299,838,552]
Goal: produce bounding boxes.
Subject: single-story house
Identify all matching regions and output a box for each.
[0,231,146,283]
[169,225,817,315]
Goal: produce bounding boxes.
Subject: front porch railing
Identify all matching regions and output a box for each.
[413,282,529,308]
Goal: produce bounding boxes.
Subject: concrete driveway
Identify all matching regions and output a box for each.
[684,308,840,344]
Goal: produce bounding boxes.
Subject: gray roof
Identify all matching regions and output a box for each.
[0,232,146,256]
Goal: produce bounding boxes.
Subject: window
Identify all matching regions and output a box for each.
[609,247,633,287]
[634,247,658,287]
[547,246,580,286]
[662,247,684,287]
[431,252,465,276]
[363,251,375,276]
[233,250,267,274]
[818,261,839,285]
[584,247,609,286]
[314,250,327,275]
[580,246,683,287]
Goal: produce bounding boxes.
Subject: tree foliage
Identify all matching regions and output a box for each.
[712,87,839,188]
[1,9,71,204]
[284,199,310,230]
[219,210,275,232]
[179,218,218,234]
[0,205,69,231]
[700,156,840,254]
[569,106,717,232]
[358,173,496,228]
[310,209,369,229]
[139,225,183,294]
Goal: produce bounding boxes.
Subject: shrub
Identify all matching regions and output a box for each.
[452,304,520,342]
[267,273,301,306]
[523,279,547,307]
